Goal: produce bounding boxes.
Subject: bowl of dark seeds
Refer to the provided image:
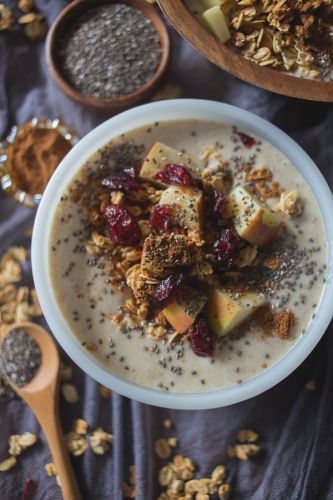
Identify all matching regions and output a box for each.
[46,0,170,113]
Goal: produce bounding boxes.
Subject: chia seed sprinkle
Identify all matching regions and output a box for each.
[58,4,162,99]
[1,329,41,388]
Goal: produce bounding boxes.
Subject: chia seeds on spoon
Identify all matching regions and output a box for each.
[58,3,162,99]
[1,329,41,388]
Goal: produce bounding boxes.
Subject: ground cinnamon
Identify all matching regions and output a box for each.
[274,310,294,340]
[7,125,72,195]
[255,305,293,339]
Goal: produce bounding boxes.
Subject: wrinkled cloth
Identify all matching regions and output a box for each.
[1,1,333,499]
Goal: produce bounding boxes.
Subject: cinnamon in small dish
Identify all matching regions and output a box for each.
[7,124,72,195]
[0,118,77,207]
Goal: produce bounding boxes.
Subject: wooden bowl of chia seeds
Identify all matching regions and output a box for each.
[46,0,171,113]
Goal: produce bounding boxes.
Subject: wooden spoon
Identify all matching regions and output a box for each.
[0,322,82,500]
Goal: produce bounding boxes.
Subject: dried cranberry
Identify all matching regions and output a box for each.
[102,168,142,192]
[235,130,256,148]
[213,190,225,216]
[187,318,214,357]
[104,204,141,245]
[154,273,186,309]
[22,479,34,500]
[213,228,237,269]
[153,164,193,186]
[150,204,172,232]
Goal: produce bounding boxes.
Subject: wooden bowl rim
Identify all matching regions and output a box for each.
[46,0,171,110]
[158,0,333,102]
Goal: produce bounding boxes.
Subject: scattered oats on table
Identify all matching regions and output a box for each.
[155,438,173,459]
[123,465,137,498]
[90,427,114,455]
[0,247,42,327]
[73,418,88,436]
[151,83,184,101]
[45,462,61,486]
[59,363,73,381]
[163,418,173,429]
[168,437,178,448]
[61,383,79,404]
[18,0,34,13]
[45,462,57,476]
[157,449,230,500]
[0,4,14,31]
[237,429,259,443]
[65,431,87,457]
[8,432,37,456]
[306,379,316,391]
[0,456,17,472]
[99,384,112,398]
[227,443,260,460]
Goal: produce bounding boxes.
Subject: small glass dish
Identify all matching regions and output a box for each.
[0,117,79,208]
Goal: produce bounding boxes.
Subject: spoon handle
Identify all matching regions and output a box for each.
[33,386,82,500]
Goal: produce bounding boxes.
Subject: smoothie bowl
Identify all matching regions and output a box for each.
[32,100,333,409]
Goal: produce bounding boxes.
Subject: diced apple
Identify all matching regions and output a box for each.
[206,287,266,337]
[140,142,200,185]
[185,0,205,16]
[200,0,234,14]
[200,6,231,44]
[163,288,207,333]
[227,186,283,246]
[159,185,204,241]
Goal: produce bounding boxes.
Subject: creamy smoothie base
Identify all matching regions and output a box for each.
[49,120,327,393]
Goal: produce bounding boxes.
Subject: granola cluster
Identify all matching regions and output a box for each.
[228,0,333,78]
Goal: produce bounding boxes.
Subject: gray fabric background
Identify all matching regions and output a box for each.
[1,1,333,499]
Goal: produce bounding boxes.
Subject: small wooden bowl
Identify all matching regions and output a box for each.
[158,0,333,102]
[46,0,171,113]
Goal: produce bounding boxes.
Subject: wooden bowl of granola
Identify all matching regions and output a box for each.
[158,0,333,102]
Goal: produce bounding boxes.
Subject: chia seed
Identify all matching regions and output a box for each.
[1,329,41,388]
[58,4,162,99]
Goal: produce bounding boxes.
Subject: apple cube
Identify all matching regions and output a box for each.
[200,0,234,13]
[206,287,266,337]
[200,6,231,44]
[185,0,205,16]
[227,186,283,246]
[140,142,200,185]
[163,288,207,333]
[159,185,204,241]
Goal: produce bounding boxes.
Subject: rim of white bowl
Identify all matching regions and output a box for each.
[32,99,333,410]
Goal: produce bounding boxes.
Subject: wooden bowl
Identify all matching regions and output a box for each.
[46,0,171,113]
[158,0,333,102]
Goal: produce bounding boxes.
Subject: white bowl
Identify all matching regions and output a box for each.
[32,99,333,410]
